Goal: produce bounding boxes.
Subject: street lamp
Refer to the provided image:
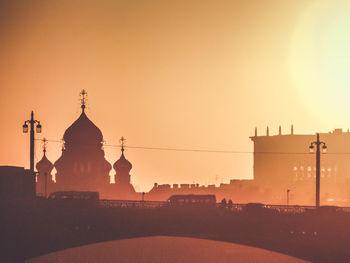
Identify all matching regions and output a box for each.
[22,123,29,133]
[23,111,42,172]
[287,189,290,206]
[309,133,327,208]
[36,123,42,133]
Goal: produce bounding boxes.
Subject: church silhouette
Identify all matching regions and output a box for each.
[36,90,136,200]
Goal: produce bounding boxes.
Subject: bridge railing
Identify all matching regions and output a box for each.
[265,204,315,213]
[341,207,350,212]
[216,203,350,213]
[97,199,350,213]
[98,199,167,208]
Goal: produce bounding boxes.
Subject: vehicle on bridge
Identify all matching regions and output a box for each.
[48,191,100,200]
[48,191,100,209]
[305,205,343,215]
[167,194,216,207]
[242,202,275,215]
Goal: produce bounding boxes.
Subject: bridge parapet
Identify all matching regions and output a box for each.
[2,201,350,263]
[96,199,350,214]
[98,199,166,208]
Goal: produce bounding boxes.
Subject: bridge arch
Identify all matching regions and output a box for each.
[26,235,309,263]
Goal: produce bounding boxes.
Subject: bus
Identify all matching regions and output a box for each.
[48,191,99,200]
[167,194,216,207]
[48,191,100,209]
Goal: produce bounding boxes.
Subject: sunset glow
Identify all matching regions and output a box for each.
[1,0,349,192]
[290,0,350,124]
[3,1,350,263]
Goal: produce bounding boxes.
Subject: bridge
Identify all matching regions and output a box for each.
[1,200,350,263]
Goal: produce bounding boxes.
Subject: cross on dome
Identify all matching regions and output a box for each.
[42,137,48,154]
[113,136,132,172]
[36,137,53,173]
[80,89,88,111]
[120,136,126,153]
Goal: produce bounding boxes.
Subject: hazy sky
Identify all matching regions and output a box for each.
[1,0,350,191]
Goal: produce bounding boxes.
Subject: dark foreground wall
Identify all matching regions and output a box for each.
[0,166,35,201]
[1,201,350,263]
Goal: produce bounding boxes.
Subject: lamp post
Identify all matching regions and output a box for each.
[23,111,42,173]
[309,133,327,208]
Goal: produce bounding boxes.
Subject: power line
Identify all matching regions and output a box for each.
[34,138,350,155]
[105,144,311,155]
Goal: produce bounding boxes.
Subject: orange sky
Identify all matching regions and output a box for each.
[1,0,350,191]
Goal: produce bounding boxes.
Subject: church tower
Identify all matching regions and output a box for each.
[113,137,136,199]
[36,138,54,197]
[54,90,112,196]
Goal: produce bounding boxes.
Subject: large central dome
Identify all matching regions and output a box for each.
[63,111,103,145]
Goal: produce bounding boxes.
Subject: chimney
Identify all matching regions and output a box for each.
[255,127,257,137]
[291,125,294,135]
[266,126,269,136]
[279,125,282,135]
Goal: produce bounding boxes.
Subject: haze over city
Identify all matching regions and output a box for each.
[2,0,350,192]
[3,1,350,263]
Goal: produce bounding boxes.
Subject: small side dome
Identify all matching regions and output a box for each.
[113,151,132,172]
[36,153,54,173]
[113,137,132,173]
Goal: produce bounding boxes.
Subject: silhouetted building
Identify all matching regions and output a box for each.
[148,180,260,203]
[250,126,350,205]
[0,166,36,201]
[54,90,112,197]
[113,137,136,199]
[36,139,55,197]
[34,90,140,200]
[149,127,350,206]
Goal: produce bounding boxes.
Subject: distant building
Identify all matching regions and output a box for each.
[149,127,350,206]
[250,126,350,205]
[0,166,36,201]
[147,180,259,203]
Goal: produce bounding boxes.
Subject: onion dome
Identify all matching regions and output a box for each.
[113,136,132,173]
[63,89,103,146]
[63,111,103,145]
[113,149,132,172]
[36,151,54,174]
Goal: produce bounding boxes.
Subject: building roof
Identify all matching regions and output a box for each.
[63,111,103,146]
[113,150,132,172]
[36,152,54,173]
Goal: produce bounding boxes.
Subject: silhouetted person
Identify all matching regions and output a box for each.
[221,198,227,208]
[228,199,233,209]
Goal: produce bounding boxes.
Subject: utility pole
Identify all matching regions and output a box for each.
[287,189,290,206]
[309,133,327,208]
[23,111,42,172]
